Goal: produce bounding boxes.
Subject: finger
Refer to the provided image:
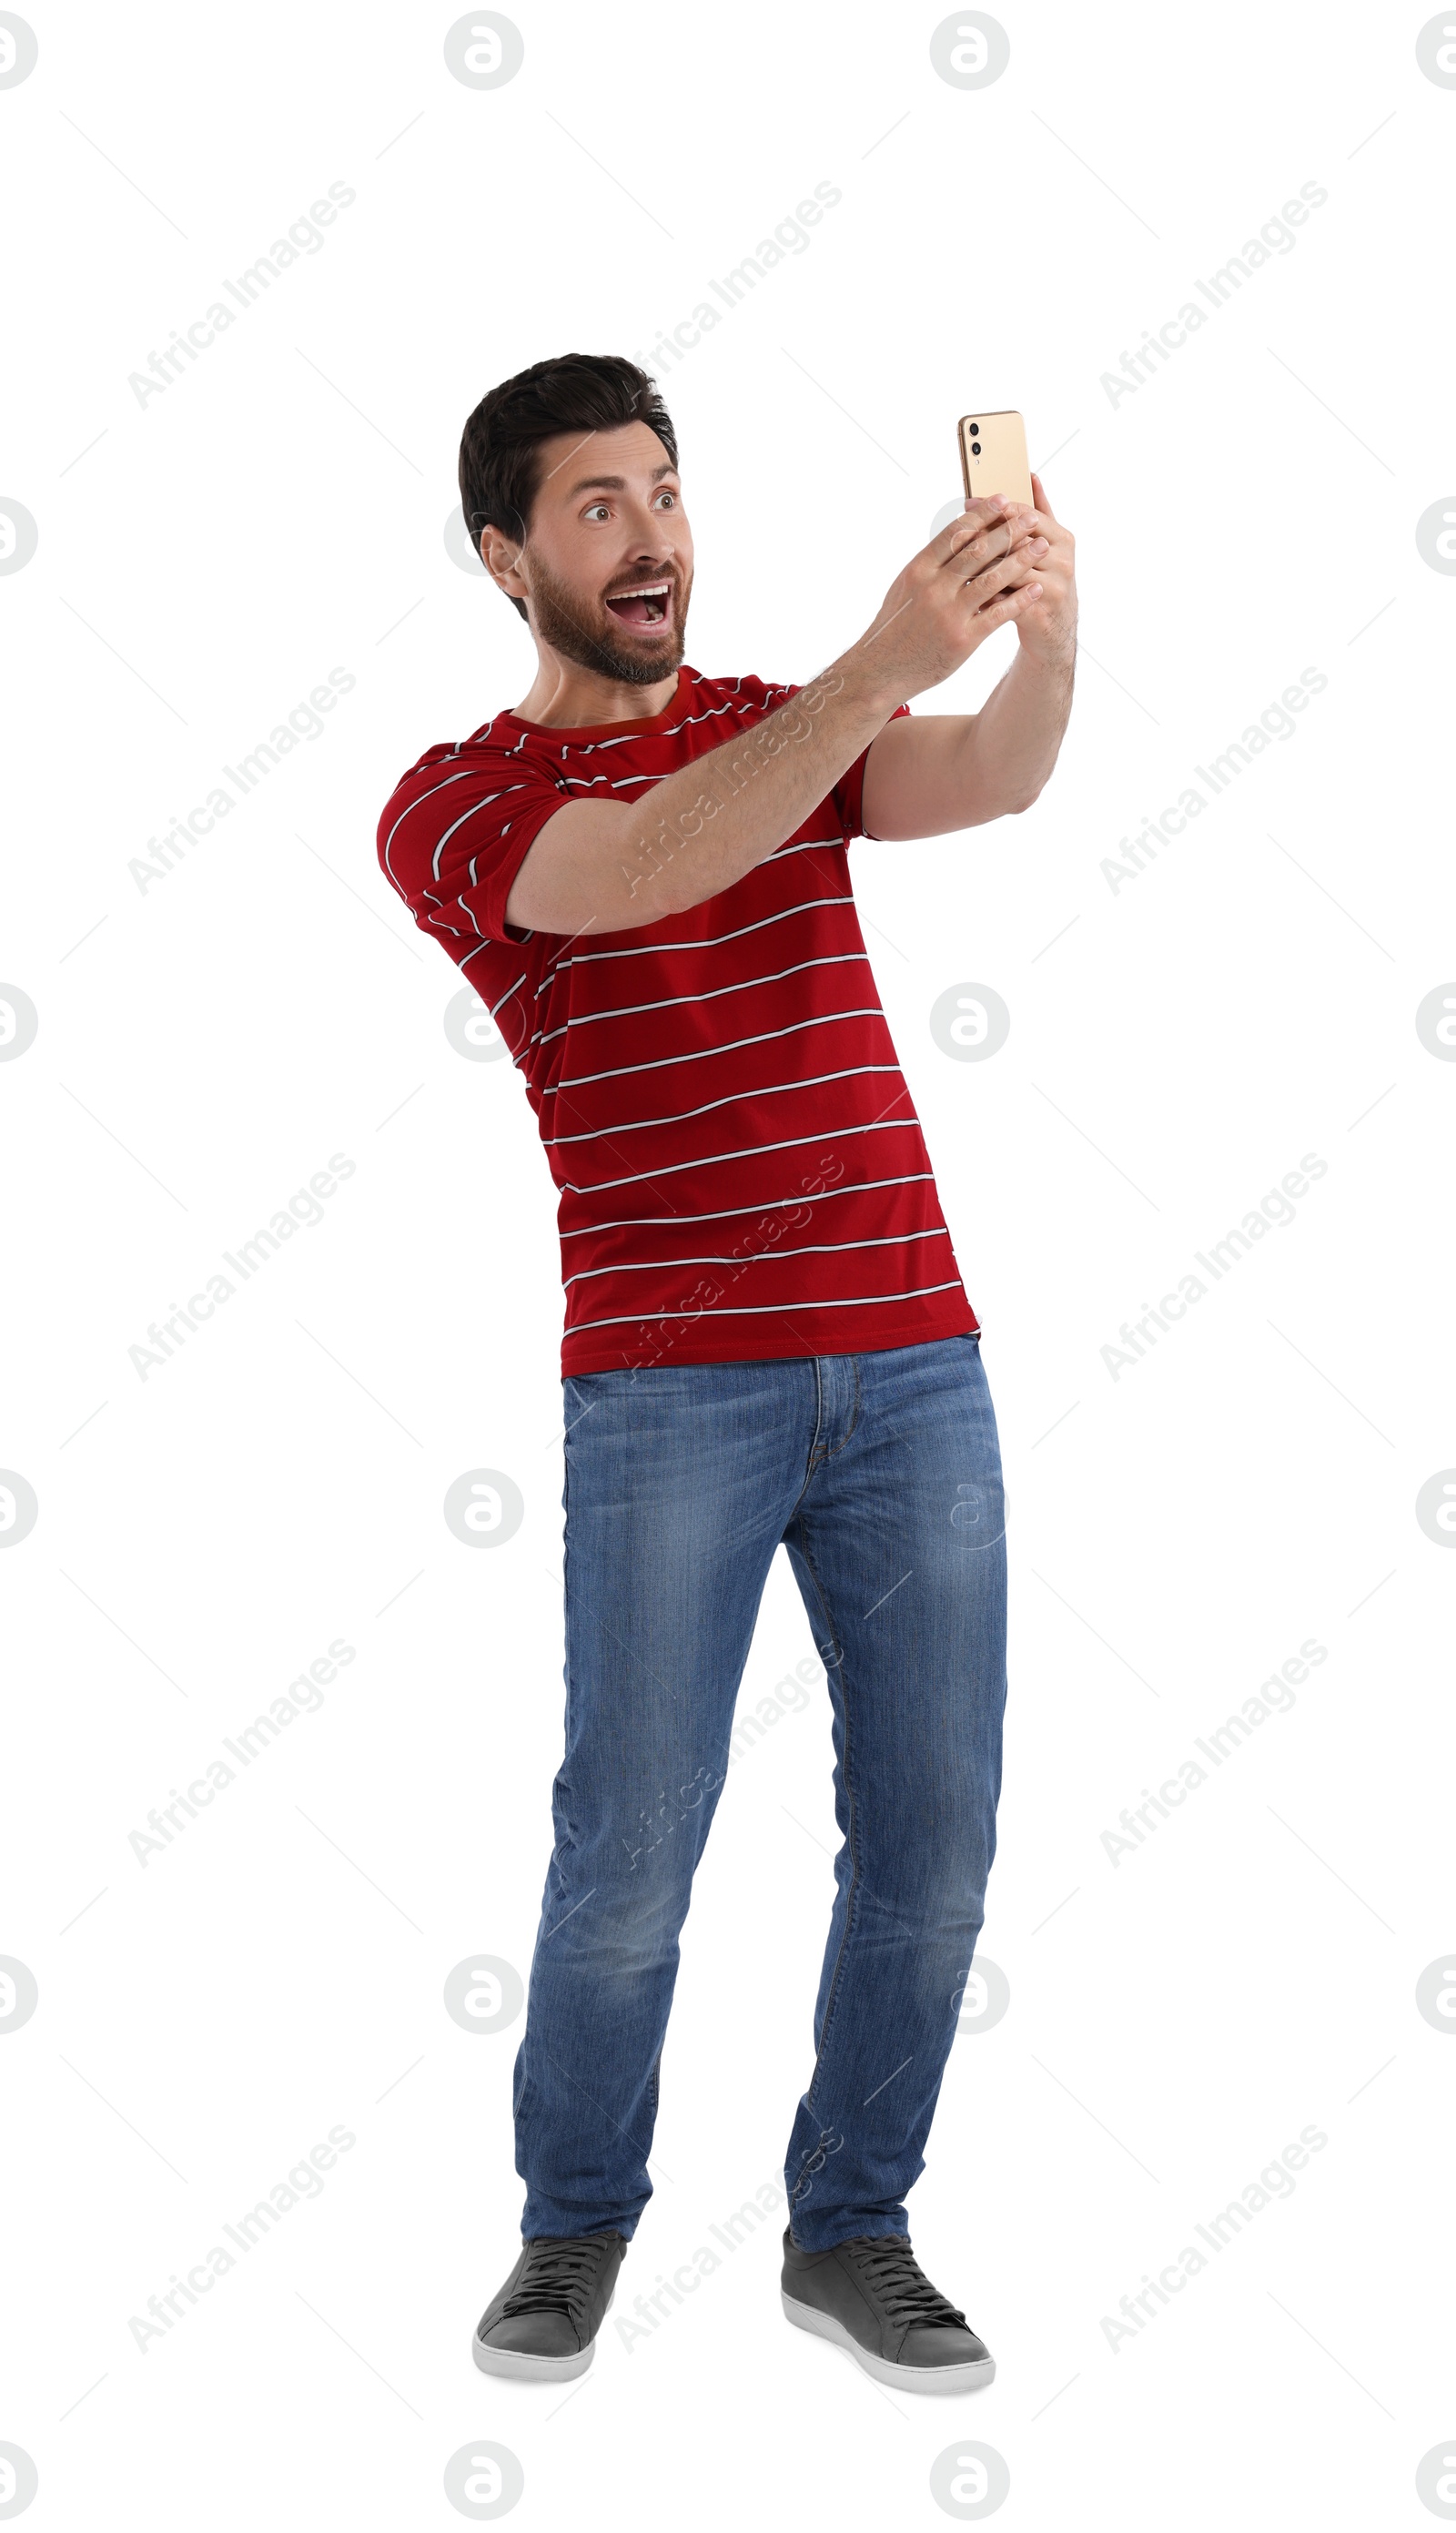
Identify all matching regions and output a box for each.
[1014,505,1065,568]
[941,507,1029,575]
[962,535,1048,601]
[1003,506,1048,551]
[1002,499,1054,548]
[935,495,1008,561]
[1030,472,1058,523]
[974,581,1043,627]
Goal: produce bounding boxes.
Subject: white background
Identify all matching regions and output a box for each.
[3,2,1454,2526]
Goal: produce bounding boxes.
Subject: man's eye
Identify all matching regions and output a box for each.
[655,491,677,509]
[584,502,609,522]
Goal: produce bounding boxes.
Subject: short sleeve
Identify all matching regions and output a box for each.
[378,751,567,952]
[834,701,912,841]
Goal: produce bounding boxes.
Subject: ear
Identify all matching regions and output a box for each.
[480,522,528,600]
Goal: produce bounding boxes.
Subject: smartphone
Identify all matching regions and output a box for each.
[957,410,1034,510]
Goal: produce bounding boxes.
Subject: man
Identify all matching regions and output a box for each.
[378,352,1076,2393]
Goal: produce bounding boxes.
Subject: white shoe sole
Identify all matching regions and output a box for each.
[472,2284,615,2381]
[781,2289,996,2394]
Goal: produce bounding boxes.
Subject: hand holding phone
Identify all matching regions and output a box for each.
[854,504,1047,705]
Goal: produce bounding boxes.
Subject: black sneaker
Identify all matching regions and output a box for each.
[472,2230,627,2381]
[781,2227,996,2394]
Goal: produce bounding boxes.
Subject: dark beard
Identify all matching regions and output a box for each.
[523,551,691,689]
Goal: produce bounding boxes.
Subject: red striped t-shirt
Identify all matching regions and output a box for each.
[377,664,978,1375]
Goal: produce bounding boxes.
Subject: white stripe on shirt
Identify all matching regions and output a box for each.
[544,1064,904,1147]
[533,892,853,997]
[568,1280,964,1332]
[556,1170,938,1237]
[562,1227,949,1285]
[544,1008,886,1094]
[431,785,541,880]
[554,1113,916,1196]
[379,767,487,886]
[533,954,870,1049]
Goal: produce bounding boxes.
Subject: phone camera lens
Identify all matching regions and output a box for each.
[971,441,982,455]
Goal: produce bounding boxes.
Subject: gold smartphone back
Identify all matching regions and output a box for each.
[958,410,1033,508]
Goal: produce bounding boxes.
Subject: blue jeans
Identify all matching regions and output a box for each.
[512,1332,1007,2253]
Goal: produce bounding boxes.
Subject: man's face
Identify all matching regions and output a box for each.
[484,420,694,688]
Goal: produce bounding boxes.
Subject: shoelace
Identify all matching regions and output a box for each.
[500,2236,611,2320]
[844,2237,967,2328]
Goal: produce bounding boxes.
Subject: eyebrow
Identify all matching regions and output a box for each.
[566,461,680,497]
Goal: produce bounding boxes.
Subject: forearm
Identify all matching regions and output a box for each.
[507,649,898,933]
[618,651,899,915]
[960,638,1075,816]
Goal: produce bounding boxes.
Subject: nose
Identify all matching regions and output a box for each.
[619,491,685,562]
[622,526,675,567]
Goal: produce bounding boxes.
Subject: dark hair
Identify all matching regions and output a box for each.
[459,353,679,623]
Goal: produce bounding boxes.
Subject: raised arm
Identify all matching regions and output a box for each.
[860,474,1077,840]
[504,498,1046,935]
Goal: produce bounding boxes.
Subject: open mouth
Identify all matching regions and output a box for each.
[603,580,672,631]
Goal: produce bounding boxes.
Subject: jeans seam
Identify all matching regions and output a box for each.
[560,1418,574,1802]
[789,1516,861,2127]
[785,1357,828,1518]
[788,1356,862,1522]
[822,1354,862,1460]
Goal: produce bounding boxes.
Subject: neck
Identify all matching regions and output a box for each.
[513,654,682,729]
